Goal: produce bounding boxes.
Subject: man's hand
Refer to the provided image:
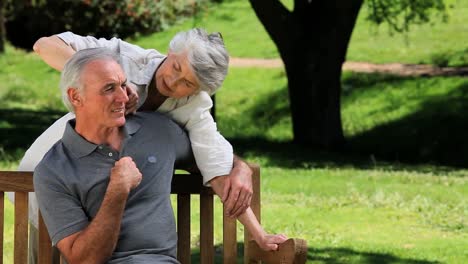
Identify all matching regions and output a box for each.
[222,158,253,218]
[125,83,139,115]
[110,157,142,193]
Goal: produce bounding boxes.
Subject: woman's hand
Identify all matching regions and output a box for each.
[125,83,139,115]
[254,233,288,251]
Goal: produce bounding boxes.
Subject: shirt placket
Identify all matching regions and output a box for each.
[96,145,119,161]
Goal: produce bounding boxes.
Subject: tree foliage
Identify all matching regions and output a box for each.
[365,0,447,32]
[4,0,205,50]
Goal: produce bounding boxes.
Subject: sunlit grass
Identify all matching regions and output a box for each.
[131,0,468,66]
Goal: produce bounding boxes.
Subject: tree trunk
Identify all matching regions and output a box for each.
[249,0,363,149]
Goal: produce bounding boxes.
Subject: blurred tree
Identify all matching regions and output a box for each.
[249,0,446,149]
[0,0,5,53]
[3,0,203,50]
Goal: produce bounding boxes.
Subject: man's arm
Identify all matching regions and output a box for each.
[56,157,142,264]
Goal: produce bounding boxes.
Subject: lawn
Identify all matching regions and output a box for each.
[132,0,468,66]
[1,0,467,263]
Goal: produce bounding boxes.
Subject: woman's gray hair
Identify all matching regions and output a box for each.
[60,47,121,112]
[169,28,229,95]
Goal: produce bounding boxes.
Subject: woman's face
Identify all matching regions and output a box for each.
[155,52,200,98]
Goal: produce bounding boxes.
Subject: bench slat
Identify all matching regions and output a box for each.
[223,214,237,264]
[177,194,191,264]
[14,192,28,264]
[245,165,261,264]
[200,193,214,264]
[0,192,4,264]
[0,172,34,192]
[38,211,53,264]
[171,174,213,195]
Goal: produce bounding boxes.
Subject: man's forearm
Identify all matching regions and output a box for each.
[59,184,128,264]
[33,35,75,71]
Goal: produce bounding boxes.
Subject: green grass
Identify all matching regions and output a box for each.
[348,0,468,67]
[131,0,468,66]
[3,198,14,264]
[130,0,279,58]
[0,0,467,262]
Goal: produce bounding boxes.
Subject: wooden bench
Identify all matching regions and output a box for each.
[0,164,307,263]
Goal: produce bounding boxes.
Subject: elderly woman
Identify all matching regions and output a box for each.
[24,28,286,259]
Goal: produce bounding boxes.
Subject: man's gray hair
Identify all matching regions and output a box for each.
[169,28,229,95]
[60,47,121,112]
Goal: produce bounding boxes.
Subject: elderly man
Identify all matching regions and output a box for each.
[34,48,286,264]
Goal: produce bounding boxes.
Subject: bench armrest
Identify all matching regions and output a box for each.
[248,238,307,263]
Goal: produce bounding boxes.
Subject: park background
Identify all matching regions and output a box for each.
[0,0,466,263]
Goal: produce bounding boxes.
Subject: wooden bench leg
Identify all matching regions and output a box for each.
[200,194,213,264]
[177,194,191,264]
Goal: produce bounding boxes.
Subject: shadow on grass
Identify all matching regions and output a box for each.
[230,73,468,170]
[0,108,65,154]
[308,247,441,263]
[189,243,440,263]
[346,75,468,168]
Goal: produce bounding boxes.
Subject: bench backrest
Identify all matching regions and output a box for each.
[0,165,307,264]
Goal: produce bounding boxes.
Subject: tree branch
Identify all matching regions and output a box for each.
[248,0,291,46]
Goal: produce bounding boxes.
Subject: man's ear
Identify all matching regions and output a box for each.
[67,88,82,108]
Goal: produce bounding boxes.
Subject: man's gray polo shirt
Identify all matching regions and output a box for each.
[34,112,193,263]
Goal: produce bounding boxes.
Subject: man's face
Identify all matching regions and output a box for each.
[155,52,200,98]
[74,59,129,128]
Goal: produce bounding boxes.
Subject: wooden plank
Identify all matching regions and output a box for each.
[14,192,28,264]
[245,164,261,263]
[200,193,214,264]
[177,194,191,264]
[247,238,308,264]
[0,172,34,192]
[222,213,237,264]
[171,174,213,195]
[0,192,4,264]
[38,211,53,264]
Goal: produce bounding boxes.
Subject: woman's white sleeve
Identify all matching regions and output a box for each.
[14,112,75,228]
[168,92,234,185]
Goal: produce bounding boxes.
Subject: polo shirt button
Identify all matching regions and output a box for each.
[109,153,113,157]
[98,146,103,150]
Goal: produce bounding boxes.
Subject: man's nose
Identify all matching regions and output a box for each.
[117,86,129,102]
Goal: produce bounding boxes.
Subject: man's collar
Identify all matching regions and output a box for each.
[62,116,142,158]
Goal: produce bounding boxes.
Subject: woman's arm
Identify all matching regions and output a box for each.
[33,36,76,71]
[209,176,288,251]
[166,91,253,216]
[33,33,139,113]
